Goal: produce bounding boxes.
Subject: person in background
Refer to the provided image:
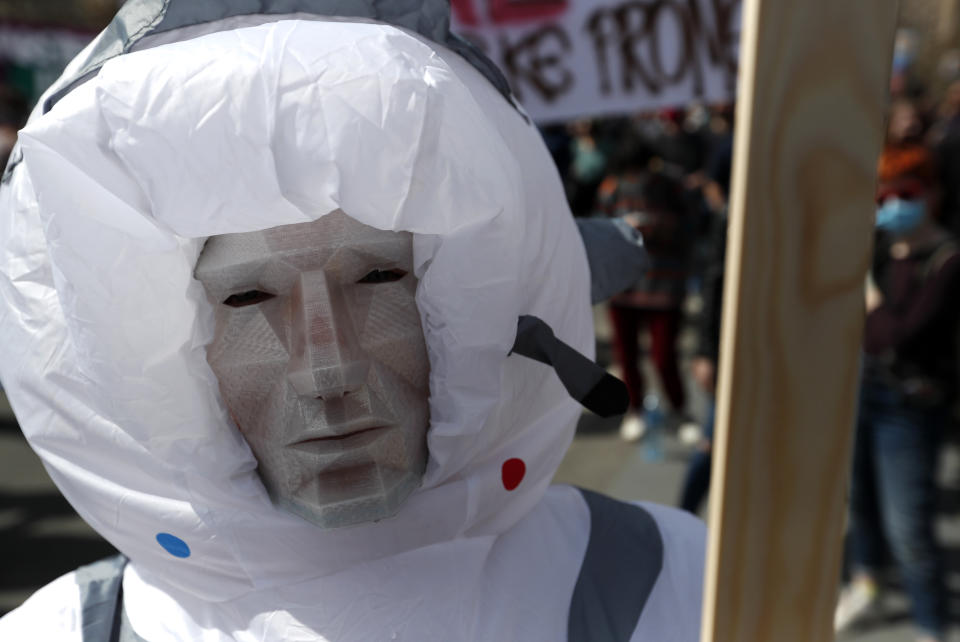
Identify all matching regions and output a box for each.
[930,79,960,235]
[595,141,695,441]
[678,132,732,514]
[889,29,927,106]
[649,108,704,176]
[565,119,609,217]
[0,85,28,168]
[834,117,960,642]
[539,123,571,183]
[886,97,930,158]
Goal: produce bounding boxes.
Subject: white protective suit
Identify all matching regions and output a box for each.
[0,3,706,641]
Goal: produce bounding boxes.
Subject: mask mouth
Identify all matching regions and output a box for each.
[288,424,392,453]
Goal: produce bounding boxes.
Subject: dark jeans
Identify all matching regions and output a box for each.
[849,378,947,637]
[679,398,714,514]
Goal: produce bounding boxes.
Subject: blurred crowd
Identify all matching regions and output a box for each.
[0,83,27,169]
[836,77,960,642]
[541,102,734,509]
[544,66,960,640]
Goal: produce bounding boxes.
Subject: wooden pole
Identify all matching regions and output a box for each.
[700,1,899,641]
[939,0,960,45]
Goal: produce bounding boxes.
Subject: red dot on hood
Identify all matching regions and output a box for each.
[501,458,526,491]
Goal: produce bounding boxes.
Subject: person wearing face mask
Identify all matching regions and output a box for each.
[0,3,707,641]
[834,143,960,642]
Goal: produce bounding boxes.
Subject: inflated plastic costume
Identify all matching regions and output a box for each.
[0,2,705,640]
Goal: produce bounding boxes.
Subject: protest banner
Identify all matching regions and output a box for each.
[451,0,742,122]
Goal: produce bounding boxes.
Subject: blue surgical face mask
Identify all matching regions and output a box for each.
[876,198,926,235]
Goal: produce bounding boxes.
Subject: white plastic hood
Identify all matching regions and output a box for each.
[1,18,593,602]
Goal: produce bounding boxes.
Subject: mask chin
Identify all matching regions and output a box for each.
[270,459,425,529]
[876,198,926,236]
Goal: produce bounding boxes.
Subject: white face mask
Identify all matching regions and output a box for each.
[195,211,430,528]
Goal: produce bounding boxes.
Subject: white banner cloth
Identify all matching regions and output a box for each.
[451,0,741,122]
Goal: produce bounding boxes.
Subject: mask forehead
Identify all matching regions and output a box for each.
[260,211,410,255]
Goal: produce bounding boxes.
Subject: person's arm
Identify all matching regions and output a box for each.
[695,215,727,363]
[867,250,960,350]
[690,216,726,392]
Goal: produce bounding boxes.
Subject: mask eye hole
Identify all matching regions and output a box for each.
[357,268,407,284]
[223,290,276,307]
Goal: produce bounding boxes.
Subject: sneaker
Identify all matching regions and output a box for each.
[677,419,703,446]
[619,413,646,442]
[834,577,880,633]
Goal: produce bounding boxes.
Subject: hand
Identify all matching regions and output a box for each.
[622,212,641,229]
[704,181,727,213]
[622,212,650,229]
[890,240,910,260]
[684,171,707,190]
[865,278,883,313]
[691,357,716,391]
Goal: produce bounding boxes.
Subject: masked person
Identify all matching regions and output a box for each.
[0,3,706,641]
[834,138,960,642]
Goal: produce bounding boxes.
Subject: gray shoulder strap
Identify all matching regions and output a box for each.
[568,488,664,642]
[42,0,515,115]
[76,555,146,642]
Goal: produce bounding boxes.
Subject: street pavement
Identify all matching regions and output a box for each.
[2,305,960,641]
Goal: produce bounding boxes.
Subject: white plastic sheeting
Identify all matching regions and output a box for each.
[0,17,705,641]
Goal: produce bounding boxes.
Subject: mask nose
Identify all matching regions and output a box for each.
[286,270,369,399]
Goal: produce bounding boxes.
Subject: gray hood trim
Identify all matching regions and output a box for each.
[77,555,147,642]
[42,0,514,114]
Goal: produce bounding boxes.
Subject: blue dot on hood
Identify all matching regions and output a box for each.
[156,532,191,558]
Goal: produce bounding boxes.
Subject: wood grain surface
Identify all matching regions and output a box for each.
[700,1,900,641]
